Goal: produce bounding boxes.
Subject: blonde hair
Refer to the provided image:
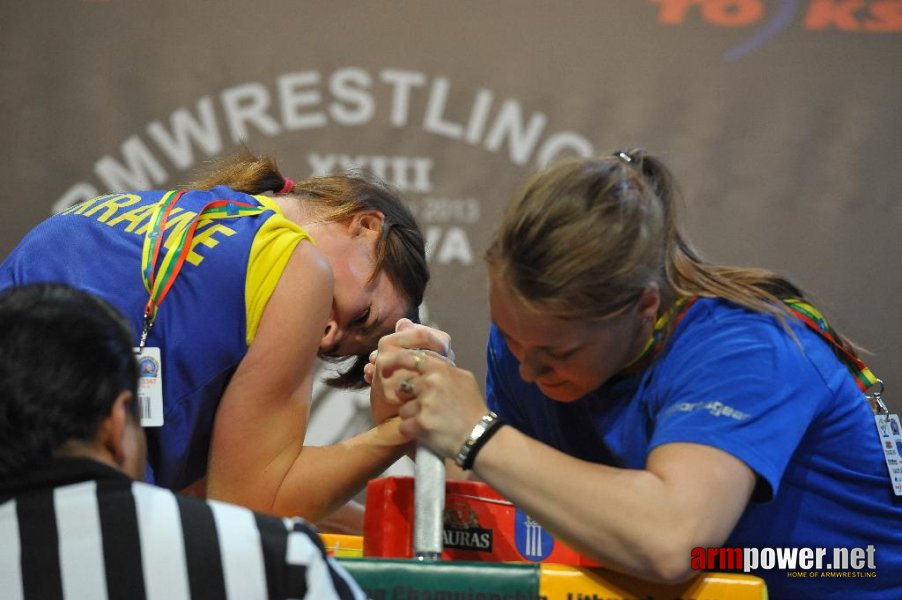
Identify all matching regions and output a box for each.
[486,150,860,355]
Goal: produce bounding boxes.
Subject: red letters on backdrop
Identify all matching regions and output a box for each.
[651,0,902,31]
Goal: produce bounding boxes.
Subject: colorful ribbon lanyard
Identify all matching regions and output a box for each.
[783,298,886,413]
[624,296,884,409]
[138,190,264,348]
[623,295,698,374]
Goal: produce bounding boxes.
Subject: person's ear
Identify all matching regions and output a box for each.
[636,283,661,323]
[100,391,134,466]
[350,210,385,237]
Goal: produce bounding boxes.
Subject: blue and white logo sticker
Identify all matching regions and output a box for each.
[138,355,160,378]
[514,509,553,561]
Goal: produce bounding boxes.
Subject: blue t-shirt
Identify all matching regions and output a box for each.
[486,297,902,599]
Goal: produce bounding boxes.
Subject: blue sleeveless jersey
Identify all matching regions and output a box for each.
[0,186,297,491]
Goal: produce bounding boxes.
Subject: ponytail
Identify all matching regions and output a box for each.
[186,149,290,196]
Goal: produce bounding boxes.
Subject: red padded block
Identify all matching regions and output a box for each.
[363,476,600,567]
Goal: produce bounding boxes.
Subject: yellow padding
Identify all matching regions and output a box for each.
[321,533,364,558]
[539,564,768,600]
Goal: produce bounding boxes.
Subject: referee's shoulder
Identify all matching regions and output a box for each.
[129,481,365,599]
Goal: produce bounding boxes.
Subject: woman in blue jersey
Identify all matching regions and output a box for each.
[0,150,434,528]
[368,150,901,599]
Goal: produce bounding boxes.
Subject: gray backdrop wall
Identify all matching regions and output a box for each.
[2,1,900,425]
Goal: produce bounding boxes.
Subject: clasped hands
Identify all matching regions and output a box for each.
[364,318,485,460]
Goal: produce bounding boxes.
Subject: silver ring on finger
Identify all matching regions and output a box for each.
[412,349,427,373]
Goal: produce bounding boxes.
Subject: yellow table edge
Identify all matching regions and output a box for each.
[322,534,767,598]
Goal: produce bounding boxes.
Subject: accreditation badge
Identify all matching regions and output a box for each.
[874,412,902,496]
[134,346,164,427]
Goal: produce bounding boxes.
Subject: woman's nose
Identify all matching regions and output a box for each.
[517,349,548,383]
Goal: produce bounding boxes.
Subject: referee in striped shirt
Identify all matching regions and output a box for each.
[0,283,367,600]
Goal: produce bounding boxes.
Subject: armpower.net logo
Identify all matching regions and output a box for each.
[650,0,902,60]
[692,545,879,579]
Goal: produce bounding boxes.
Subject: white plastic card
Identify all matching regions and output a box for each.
[134,346,164,427]
[874,412,902,496]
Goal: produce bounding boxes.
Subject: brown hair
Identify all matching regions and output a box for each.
[486,149,860,356]
[189,150,429,388]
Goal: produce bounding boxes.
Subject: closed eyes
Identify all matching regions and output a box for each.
[547,348,578,360]
[352,307,371,327]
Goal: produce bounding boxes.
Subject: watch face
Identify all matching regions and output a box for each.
[457,414,502,469]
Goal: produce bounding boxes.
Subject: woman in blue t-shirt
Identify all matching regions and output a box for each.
[368,150,902,599]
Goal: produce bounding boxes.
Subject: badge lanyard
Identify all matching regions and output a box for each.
[138,190,264,347]
[635,295,883,402]
[623,295,698,374]
[783,299,878,394]
[643,295,899,495]
[134,190,264,426]
[783,299,900,495]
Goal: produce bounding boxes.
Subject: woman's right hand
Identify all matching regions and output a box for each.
[365,318,453,425]
[370,336,486,462]
[364,318,453,383]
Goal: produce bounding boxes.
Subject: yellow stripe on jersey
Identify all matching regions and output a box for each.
[244,195,312,345]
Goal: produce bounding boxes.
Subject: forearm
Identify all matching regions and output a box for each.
[271,417,413,521]
[371,339,746,579]
[471,427,735,582]
[315,499,365,534]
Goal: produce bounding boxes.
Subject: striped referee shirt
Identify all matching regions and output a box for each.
[0,458,366,600]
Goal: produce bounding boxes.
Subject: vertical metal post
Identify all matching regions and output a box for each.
[413,445,445,560]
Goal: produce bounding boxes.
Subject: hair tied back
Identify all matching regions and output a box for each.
[277,178,295,195]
